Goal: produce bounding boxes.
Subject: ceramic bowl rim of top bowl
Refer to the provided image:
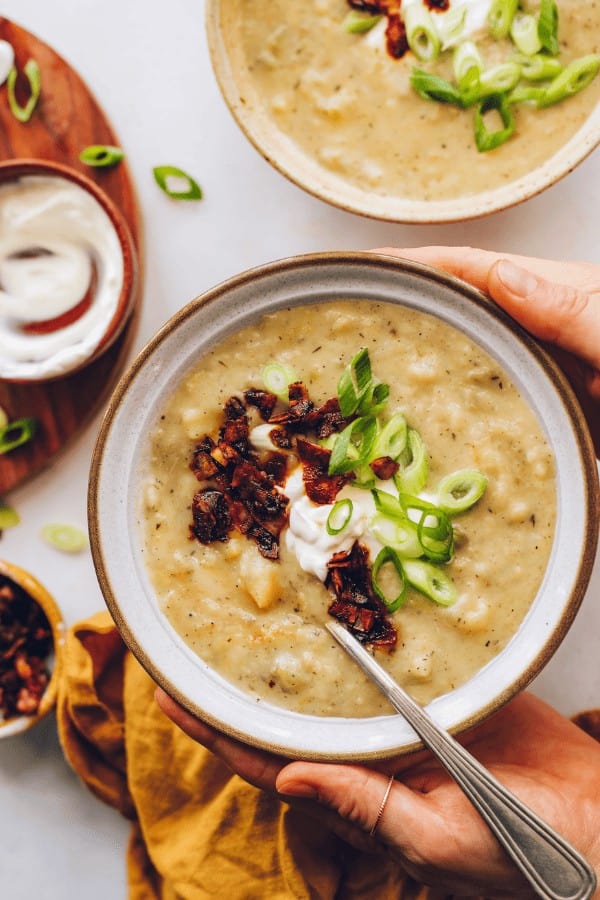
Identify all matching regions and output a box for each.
[205,1,600,224]
[0,157,138,383]
[0,559,65,738]
[88,252,599,761]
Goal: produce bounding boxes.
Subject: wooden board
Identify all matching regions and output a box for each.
[0,17,142,495]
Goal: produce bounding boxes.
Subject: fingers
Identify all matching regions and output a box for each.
[488,259,600,373]
[154,687,287,791]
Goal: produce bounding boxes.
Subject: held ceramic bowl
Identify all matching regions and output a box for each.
[0,158,138,382]
[205,1,600,223]
[89,253,599,761]
[0,559,65,738]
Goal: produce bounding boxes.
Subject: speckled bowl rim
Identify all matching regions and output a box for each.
[0,560,65,738]
[88,252,599,761]
[0,157,138,383]
[206,2,600,224]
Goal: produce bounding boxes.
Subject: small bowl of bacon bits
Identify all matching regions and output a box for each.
[0,560,64,738]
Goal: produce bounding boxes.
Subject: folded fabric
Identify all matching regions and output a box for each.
[58,611,457,899]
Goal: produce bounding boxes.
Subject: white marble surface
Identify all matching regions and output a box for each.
[0,1,598,897]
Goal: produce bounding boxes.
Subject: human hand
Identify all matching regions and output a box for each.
[156,688,600,898]
[376,246,600,455]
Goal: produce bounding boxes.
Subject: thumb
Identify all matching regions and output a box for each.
[488,260,600,392]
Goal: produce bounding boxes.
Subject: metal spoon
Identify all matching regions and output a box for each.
[327,621,597,900]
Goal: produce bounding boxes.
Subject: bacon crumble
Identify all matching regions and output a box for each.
[326,543,397,648]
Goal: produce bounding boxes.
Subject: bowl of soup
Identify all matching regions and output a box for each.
[88,252,599,760]
[206,0,600,222]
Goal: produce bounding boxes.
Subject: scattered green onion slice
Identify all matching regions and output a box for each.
[0,504,20,530]
[400,494,454,563]
[261,362,297,402]
[342,10,382,33]
[337,348,372,417]
[369,411,408,462]
[437,469,488,513]
[515,53,562,82]
[371,546,408,612]
[326,499,353,536]
[438,5,468,49]
[40,523,88,553]
[153,165,203,201]
[402,559,458,606]
[0,407,8,429]
[488,0,518,39]
[370,513,424,559]
[79,145,124,168]
[0,417,37,454]
[7,59,41,123]
[508,84,546,104]
[474,93,515,152]
[329,415,378,475]
[538,0,559,56]
[410,67,464,106]
[538,55,600,107]
[510,13,542,56]
[478,62,522,97]
[453,41,483,90]
[372,488,405,520]
[393,428,428,494]
[405,4,441,62]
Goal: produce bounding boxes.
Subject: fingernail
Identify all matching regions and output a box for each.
[495,260,539,297]
[277,781,318,799]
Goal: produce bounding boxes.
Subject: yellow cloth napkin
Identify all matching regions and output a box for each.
[55,612,470,899]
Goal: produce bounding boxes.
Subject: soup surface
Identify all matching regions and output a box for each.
[218,0,600,201]
[140,301,555,717]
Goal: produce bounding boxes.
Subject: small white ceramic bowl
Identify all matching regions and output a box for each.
[89,253,599,761]
[0,560,65,739]
[206,2,600,223]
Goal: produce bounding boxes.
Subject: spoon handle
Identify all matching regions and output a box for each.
[327,622,597,900]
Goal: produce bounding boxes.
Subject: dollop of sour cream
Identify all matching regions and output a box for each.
[0,175,124,380]
[365,0,493,50]
[283,467,384,582]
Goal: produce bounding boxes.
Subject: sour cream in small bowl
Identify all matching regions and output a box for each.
[0,159,137,382]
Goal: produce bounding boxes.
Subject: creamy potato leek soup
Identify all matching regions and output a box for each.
[140,301,556,717]
[219,0,600,201]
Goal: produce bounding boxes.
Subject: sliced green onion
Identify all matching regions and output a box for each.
[372,488,405,520]
[488,0,518,39]
[508,84,546,104]
[478,63,522,96]
[342,10,382,33]
[0,407,8,429]
[538,0,559,56]
[40,523,88,553]
[410,67,465,106]
[261,362,297,402]
[538,55,600,107]
[510,13,542,56]
[358,380,390,416]
[153,165,203,200]
[329,416,378,476]
[369,411,408,463]
[337,348,372,417]
[393,428,428,494]
[0,417,37,454]
[372,547,408,612]
[453,41,483,89]
[79,145,124,168]
[370,513,424,559]
[326,499,353,535]
[7,59,41,123]
[474,94,515,152]
[0,504,20,530]
[400,494,454,563]
[515,53,562,82]
[438,5,468,49]
[402,559,458,606]
[437,469,488,514]
[405,5,441,62]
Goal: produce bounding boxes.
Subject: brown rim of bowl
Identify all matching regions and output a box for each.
[205,2,600,225]
[0,559,65,735]
[88,252,600,759]
[0,157,138,383]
